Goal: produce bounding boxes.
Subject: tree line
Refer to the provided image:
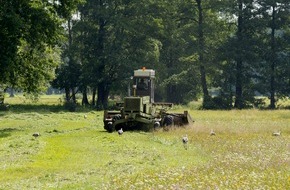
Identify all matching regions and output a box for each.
[1,0,289,109]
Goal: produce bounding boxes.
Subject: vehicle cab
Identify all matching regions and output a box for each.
[132,68,155,103]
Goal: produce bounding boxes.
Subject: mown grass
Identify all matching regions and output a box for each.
[0,95,289,189]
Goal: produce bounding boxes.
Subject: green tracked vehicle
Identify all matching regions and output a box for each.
[103,68,193,132]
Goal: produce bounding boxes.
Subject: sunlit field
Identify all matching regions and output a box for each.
[0,95,289,189]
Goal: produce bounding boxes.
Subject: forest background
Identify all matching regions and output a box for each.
[1,0,289,110]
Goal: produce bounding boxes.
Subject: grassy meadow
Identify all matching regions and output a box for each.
[0,95,289,189]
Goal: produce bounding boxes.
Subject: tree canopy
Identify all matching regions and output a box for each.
[0,0,82,93]
[1,0,289,109]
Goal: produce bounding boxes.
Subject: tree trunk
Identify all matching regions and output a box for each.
[234,59,243,109]
[102,84,109,110]
[200,65,210,102]
[166,84,178,104]
[95,0,107,110]
[65,87,70,102]
[96,82,104,110]
[96,82,110,110]
[82,86,89,106]
[196,0,210,107]
[67,18,75,104]
[234,1,244,109]
[92,87,97,106]
[9,89,15,97]
[71,87,76,103]
[269,4,276,109]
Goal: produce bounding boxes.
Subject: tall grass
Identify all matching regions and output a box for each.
[0,95,289,189]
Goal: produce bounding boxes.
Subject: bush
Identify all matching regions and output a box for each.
[64,101,77,112]
[253,98,266,108]
[202,96,232,110]
[0,104,9,111]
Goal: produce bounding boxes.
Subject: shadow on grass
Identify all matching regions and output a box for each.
[5,104,95,113]
[0,128,19,138]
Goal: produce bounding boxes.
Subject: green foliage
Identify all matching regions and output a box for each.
[255,0,290,108]
[17,41,61,93]
[2,0,289,110]
[161,69,200,104]
[0,0,81,95]
[54,0,85,19]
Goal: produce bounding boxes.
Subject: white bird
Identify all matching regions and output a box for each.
[182,134,188,150]
[118,128,123,135]
[32,132,40,138]
[84,114,87,119]
[210,129,216,136]
[272,131,281,136]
